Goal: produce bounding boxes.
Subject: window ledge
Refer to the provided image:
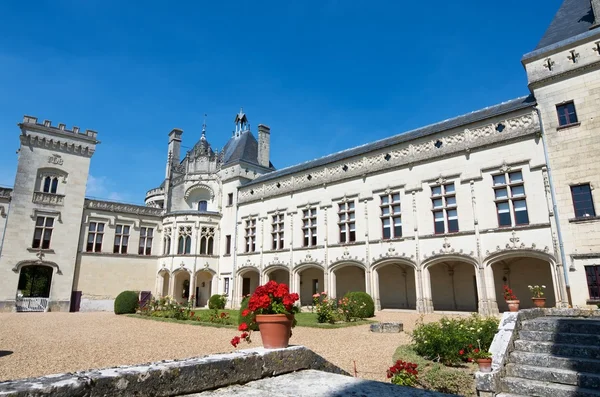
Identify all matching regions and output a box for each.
[556,122,581,131]
[569,215,600,223]
[328,241,366,248]
[586,299,600,305]
[27,248,55,253]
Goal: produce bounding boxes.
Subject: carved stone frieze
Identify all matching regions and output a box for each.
[20,134,96,157]
[32,192,64,206]
[86,199,164,217]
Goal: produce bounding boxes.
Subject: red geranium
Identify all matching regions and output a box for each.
[503,285,517,301]
[231,281,300,348]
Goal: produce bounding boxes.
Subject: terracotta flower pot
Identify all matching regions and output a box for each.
[476,358,492,373]
[506,300,520,312]
[255,314,294,349]
[532,297,546,308]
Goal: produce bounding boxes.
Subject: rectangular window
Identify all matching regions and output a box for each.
[114,224,130,254]
[224,277,230,295]
[227,193,233,206]
[431,183,458,234]
[32,216,54,249]
[302,208,318,247]
[138,227,153,255]
[86,222,105,252]
[556,101,578,127]
[585,265,600,300]
[338,201,356,243]
[380,192,402,239]
[271,214,285,250]
[245,219,256,253]
[571,184,596,218]
[225,235,231,255]
[493,170,529,227]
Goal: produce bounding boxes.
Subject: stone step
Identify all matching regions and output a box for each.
[521,318,600,335]
[506,363,600,389]
[513,340,600,359]
[496,394,530,397]
[518,330,600,346]
[510,351,600,374]
[502,376,600,397]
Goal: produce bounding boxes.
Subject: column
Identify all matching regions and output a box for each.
[169,272,175,297]
[372,268,381,311]
[420,267,434,313]
[189,271,196,306]
[329,269,336,299]
[483,265,499,315]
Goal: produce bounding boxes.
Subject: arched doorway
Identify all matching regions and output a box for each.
[296,265,325,306]
[267,268,290,284]
[173,270,190,304]
[16,265,53,312]
[195,270,213,307]
[159,271,170,297]
[333,263,366,298]
[489,254,557,311]
[426,260,478,312]
[239,268,259,298]
[375,262,417,310]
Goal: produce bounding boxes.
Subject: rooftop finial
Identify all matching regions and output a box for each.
[234,107,249,135]
[201,113,207,141]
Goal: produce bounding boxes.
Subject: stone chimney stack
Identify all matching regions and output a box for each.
[592,0,600,27]
[257,124,271,168]
[168,128,183,165]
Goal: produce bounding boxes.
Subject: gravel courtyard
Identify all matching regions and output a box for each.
[0,311,449,383]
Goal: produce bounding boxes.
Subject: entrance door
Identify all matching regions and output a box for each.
[242,278,251,296]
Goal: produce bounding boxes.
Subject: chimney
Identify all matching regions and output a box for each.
[592,0,600,28]
[168,128,183,164]
[257,124,271,168]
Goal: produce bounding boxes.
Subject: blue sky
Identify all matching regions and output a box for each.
[0,0,562,204]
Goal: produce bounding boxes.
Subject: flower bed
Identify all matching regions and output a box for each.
[312,292,375,324]
[137,295,234,326]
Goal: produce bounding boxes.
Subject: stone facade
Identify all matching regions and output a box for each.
[0,0,598,313]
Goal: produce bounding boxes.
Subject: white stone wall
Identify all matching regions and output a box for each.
[525,30,600,307]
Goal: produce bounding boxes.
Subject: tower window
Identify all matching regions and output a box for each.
[32,216,54,249]
[556,102,578,127]
[227,193,233,206]
[42,176,59,194]
[198,200,208,212]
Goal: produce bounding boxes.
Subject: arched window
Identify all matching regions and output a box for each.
[200,237,207,255]
[178,236,185,254]
[43,177,51,193]
[185,236,192,254]
[207,237,214,255]
[164,236,171,255]
[50,177,58,194]
[198,200,208,212]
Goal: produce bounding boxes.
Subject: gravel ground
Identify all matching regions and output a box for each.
[0,311,450,383]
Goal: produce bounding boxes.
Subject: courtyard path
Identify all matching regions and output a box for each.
[0,311,448,383]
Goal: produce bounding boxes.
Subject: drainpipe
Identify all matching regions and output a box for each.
[231,187,240,307]
[534,106,571,307]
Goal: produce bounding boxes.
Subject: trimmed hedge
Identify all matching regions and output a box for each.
[208,294,227,310]
[238,296,259,331]
[114,291,139,314]
[344,291,375,318]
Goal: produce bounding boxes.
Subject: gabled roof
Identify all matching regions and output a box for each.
[243,95,536,187]
[222,130,260,166]
[535,0,594,50]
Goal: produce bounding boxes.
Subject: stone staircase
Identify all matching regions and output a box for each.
[498,316,600,397]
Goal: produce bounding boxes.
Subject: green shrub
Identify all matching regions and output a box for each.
[238,296,259,331]
[411,314,499,365]
[344,291,375,319]
[114,291,139,314]
[208,294,227,310]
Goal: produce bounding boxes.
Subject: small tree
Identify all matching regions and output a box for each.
[114,291,139,314]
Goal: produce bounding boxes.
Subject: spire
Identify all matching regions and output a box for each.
[201,113,207,141]
[234,107,249,135]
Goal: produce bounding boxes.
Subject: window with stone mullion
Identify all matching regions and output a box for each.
[338,201,356,243]
[42,176,59,194]
[493,171,529,227]
[138,227,153,255]
[302,208,317,247]
[271,214,285,250]
[32,216,54,249]
[86,222,105,252]
[380,192,402,239]
[432,183,458,234]
[245,219,256,252]
[113,224,130,254]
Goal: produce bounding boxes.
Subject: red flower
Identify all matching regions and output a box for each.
[459,350,464,356]
[220,312,227,318]
[190,311,195,317]
[239,322,248,331]
[242,309,251,317]
[231,336,241,347]
[469,344,473,348]
[474,348,480,353]
[241,332,249,339]
[467,358,473,362]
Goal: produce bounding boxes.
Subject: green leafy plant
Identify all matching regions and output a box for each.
[208,294,227,310]
[114,291,139,314]
[528,285,546,298]
[387,360,419,387]
[411,314,499,365]
[313,292,338,324]
[344,291,375,318]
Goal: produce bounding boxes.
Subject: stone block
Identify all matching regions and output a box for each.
[370,322,403,333]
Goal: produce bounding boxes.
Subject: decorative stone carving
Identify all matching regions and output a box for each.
[184,184,215,200]
[86,199,164,217]
[32,192,64,206]
[47,154,64,166]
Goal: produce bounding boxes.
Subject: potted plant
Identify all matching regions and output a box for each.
[467,341,492,373]
[231,281,299,349]
[528,285,546,308]
[503,285,519,312]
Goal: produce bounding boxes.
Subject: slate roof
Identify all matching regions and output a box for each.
[243,95,536,187]
[535,0,595,50]
[221,130,261,166]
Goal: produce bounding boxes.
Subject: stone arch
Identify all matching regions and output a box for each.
[184,184,215,200]
[238,266,260,297]
[371,258,418,310]
[195,269,215,307]
[371,257,417,271]
[263,264,290,276]
[421,254,480,271]
[329,259,367,272]
[13,260,62,275]
[484,249,559,311]
[158,268,170,297]
[330,260,367,298]
[292,263,326,305]
[172,268,191,303]
[422,255,480,312]
[16,263,54,299]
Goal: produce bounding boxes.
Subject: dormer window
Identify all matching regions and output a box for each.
[198,200,208,212]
